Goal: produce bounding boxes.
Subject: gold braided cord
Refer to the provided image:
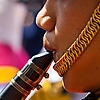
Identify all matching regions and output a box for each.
[53,4,100,77]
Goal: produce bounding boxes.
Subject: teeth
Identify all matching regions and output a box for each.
[53,51,55,53]
[53,51,56,55]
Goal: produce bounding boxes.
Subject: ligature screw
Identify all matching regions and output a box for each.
[43,73,49,78]
[35,84,42,90]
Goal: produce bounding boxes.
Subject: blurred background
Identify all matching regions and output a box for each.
[0,0,87,99]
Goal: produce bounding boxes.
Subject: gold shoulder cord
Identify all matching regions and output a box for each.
[53,4,100,77]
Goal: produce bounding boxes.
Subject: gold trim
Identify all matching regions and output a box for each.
[17,60,46,90]
[27,59,45,75]
[10,79,30,96]
[31,62,45,75]
[53,4,100,77]
[17,71,36,87]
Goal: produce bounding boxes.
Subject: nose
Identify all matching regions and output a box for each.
[36,5,56,32]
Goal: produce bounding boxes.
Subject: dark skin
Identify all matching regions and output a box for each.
[36,0,100,93]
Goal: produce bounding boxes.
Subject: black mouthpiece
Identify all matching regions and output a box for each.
[0,51,53,100]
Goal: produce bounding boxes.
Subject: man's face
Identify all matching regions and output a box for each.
[36,0,100,92]
[36,0,98,62]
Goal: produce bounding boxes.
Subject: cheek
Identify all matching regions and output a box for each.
[54,26,67,50]
[55,8,87,54]
[55,18,78,53]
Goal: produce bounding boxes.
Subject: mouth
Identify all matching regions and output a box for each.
[44,45,57,62]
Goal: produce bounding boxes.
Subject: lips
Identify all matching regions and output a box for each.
[44,44,54,51]
[43,31,58,62]
[43,32,54,51]
[44,44,57,62]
